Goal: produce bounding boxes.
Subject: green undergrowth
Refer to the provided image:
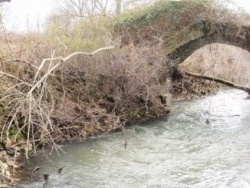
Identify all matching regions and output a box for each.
[45,16,111,52]
[114,0,213,28]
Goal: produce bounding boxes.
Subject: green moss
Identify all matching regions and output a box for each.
[114,0,211,29]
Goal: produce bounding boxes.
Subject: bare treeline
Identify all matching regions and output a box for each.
[56,0,154,18]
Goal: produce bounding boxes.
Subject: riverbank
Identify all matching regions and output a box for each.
[0,66,220,187]
[0,29,221,187]
[18,89,250,187]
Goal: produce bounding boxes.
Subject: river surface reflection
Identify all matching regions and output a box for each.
[19,89,250,188]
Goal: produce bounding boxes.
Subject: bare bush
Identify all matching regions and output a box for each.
[0,37,168,158]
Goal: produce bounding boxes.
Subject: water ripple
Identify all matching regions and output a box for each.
[19,90,250,188]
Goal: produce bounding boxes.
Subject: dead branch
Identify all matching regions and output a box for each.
[64,46,115,61]
[33,46,115,85]
[41,46,115,65]
[32,46,115,94]
[185,71,250,94]
[0,46,115,159]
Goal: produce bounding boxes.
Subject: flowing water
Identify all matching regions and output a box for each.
[19,89,250,188]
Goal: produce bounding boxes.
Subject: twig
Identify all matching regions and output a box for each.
[0,71,30,85]
[5,59,39,70]
[0,46,115,160]
[39,46,114,65]
[30,46,115,95]
[63,46,114,61]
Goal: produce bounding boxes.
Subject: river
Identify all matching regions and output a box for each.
[18,89,250,188]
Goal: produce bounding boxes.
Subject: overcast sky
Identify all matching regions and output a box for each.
[3,0,56,32]
[2,0,250,32]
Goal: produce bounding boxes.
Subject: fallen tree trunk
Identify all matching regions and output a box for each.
[185,71,250,94]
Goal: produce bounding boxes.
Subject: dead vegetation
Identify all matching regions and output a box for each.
[0,30,169,161]
[0,1,248,184]
[0,0,244,160]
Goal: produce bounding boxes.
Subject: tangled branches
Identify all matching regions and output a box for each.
[0,46,115,158]
[0,41,169,159]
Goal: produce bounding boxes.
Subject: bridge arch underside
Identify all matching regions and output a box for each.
[166,33,250,64]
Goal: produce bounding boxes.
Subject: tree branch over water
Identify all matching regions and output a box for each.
[185,71,250,94]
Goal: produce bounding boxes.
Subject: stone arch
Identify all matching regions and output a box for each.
[166,22,250,64]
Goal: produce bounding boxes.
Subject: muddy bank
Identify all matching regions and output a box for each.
[172,74,220,101]
[0,61,219,187]
[3,74,220,182]
[18,89,250,188]
[0,148,24,187]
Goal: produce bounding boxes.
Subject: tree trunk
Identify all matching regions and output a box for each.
[185,71,250,94]
[115,0,122,15]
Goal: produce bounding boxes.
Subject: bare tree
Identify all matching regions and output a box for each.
[115,0,122,15]
[122,0,154,11]
[56,0,154,18]
[57,0,111,18]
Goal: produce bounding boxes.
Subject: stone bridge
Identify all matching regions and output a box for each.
[116,1,250,93]
[117,1,250,66]
[166,21,250,64]
[164,20,250,93]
